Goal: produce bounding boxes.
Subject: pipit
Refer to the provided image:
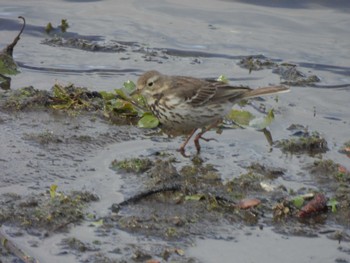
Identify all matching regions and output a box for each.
[136,70,289,156]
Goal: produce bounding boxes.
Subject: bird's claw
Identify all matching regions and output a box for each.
[199,136,218,142]
[177,147,191,158]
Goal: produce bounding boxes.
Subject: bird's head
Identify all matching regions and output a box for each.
[134,70,164,97]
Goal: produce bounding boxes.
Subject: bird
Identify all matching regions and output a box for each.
[135,70,289,156]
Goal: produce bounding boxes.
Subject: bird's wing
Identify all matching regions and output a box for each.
[165,76,252,107]
[165,76,216,106]
[190,81,252,106]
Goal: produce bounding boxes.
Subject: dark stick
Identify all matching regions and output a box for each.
[0,226,40,263]
[3,16,26,57]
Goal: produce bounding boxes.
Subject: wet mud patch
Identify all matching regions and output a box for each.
[78,138,350,263]
[275,124,328,155]
[0,85,103,112]
[0,83,145,128]
[306,159,350,226]
[104,155,341,245]
[0,189,99,262]
[0,189,99,234]
[0,83,349,262]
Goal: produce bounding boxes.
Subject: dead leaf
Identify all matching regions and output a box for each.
[237,198,261,209]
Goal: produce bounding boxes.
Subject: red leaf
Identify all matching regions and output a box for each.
[297,193,327,218]
[237,198,261,209]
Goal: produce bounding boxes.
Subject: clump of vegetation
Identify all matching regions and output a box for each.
[238,56,320,86]
[0,185,99,232]
[180,158,220,180]
[1,86,51,110]
[248,162,285,180]
[42,37,128,53]
[110,158,153,174]
[275,63,320,86]
[225,172,264,196]
[0,81,160,128]
[61,237,99,253]
[45,19,69,34]
[99,80,159,128]
[276,130,328,155]
[51,83,102,111]
[238,56,276,73]
[306,159,350,224]
[273,193,329,220]
[310,159,350,183]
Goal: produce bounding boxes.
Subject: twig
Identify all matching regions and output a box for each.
[118,184,182,207]
[0,225,39,263]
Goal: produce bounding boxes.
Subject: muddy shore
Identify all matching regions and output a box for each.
[1,0,350,262]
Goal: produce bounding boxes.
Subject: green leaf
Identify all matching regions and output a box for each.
[114,89,129,100]
[99,91,116,101]
[132,93,148,109]
[137,113,159,128]
[50,184,58,199]
[292,195,304,208]
[91,219,104,227]
[217,75,229,84]
[113,99,135,112]
[226,109,255,126]
[327,198,338,213]
[185,194,204,201]
[122,80,136,94]
[249,109,275,130]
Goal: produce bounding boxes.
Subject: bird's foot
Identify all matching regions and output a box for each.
[199,136,218,142]
[177,147,191,158]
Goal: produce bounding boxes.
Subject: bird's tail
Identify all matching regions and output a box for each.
[244,85,289,99]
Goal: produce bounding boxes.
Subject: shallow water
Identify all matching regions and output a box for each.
[1,0,350,262]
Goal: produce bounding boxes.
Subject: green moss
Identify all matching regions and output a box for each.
[0,188,98,232]
[0,53,19,75]
[276,131,328,155]
[225,172,263,195]
[238,56,276,72]
[110,158,153,173]
[2,86,51,110]
[180,163,219,179]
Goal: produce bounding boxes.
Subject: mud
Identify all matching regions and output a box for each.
[1,0,350,262]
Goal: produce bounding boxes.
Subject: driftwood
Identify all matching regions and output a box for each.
[0,16,26,90]
[2,16,26,57]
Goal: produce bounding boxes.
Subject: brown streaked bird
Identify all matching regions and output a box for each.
[136,70,289,156]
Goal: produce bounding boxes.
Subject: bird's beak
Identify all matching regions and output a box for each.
[130,88,140,96]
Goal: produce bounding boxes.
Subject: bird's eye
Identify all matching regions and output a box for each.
[148,81,153,87]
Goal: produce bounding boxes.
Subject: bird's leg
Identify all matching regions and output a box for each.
[194,121,221,154]
[178,128,197,157]
[194,130,217,153]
